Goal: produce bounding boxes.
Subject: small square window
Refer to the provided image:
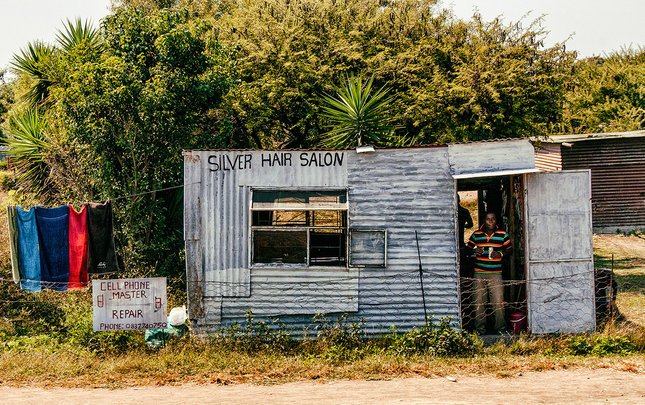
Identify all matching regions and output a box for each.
[349,229,387,267]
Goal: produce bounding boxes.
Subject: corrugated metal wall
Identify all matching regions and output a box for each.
[185,141,538,335]
[184,148,459,334]
[448,139,536,175]
[185,150,358,333]
[561,137,645,233]
[349,148,459,334]
[534,143,562,171]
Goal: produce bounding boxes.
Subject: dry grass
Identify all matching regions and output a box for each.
[0,181,12,274]
[0,343,643,388]
[593,234,645,326]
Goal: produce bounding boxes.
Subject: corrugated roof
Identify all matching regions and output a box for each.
[183,138,528,153]
[536,130,645,144]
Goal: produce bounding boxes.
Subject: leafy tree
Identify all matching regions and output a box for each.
[56,18,103,53]
[0,69,15,138]
[45,8,234,281]
[320,75,397,148]
[10,18,103,109]
[172,0,574,147]
[557,47,645,134]
[111,0,576,146]
[3,8,235,282]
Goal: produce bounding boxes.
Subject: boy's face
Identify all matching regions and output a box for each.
[485,213,496,231]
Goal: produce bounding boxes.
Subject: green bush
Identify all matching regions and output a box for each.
[311,313,366,350]
[567,335,636,356]
[59,292,145,354]
[389,317,482,357]
[0,334,60,353]
[0,171,15,191]
[213,311,293,353]
[0,282,66,337]
[309,313,370,361]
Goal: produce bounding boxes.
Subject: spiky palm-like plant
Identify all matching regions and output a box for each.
[11,19,101,108]
[320,75,396,148]
[56,18,102,53]
[3,109,53,196]
[10,41,56,106]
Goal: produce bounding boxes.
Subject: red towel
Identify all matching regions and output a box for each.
[68,204,88,289]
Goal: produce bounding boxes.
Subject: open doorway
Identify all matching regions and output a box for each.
[457,175,527,333]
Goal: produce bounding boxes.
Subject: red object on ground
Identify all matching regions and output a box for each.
[68,204,89,289]
[510,312,527,334]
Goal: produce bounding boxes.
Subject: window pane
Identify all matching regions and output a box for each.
[310,231,346,266]
[253,211,308,226]
[312,210,346,227]
[253,190,347,209]
[350,230,386,267]
[252,211,273,226]
[253,230,307,264]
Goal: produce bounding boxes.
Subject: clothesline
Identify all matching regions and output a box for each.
[7,202,119,293]
[112,183,189,200]
[6,181,203,293]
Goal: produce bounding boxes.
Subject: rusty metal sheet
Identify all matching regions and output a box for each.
[534,143,562,171]
[561,137,645,233]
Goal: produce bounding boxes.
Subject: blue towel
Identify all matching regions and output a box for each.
[36,206,70,291]
[16,206,41,292]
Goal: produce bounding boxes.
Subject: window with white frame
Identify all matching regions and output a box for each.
[349,229,387,267]
[251,190,348,266]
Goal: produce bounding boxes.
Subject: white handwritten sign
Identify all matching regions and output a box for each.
[92,277,167,332]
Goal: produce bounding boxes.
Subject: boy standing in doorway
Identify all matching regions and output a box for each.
[466,212,512,334]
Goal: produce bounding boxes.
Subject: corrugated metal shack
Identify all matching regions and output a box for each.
[535,130,645,233]
[184,139,596,335]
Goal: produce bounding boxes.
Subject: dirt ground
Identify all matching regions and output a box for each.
[2,369,644,404]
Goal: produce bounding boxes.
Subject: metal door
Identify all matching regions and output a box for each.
[525,170,595,333]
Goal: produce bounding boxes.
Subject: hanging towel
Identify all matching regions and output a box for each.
[68,204,89,289]
[36,205,70,291]
[87,201,119,274]
[7,206,22,283]
[16,206,41,292]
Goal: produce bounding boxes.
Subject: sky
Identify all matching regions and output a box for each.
[1,0,644,71]
[0,0,111,71]
[445,0,645,58]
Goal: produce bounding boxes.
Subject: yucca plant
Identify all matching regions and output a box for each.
[11,19,101,108]
[56,18,103,53]
[3,109,53,196]
[10,41,56,107]
[320,75,396,148]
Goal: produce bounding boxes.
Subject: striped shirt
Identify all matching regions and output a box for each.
[466,226,511,274]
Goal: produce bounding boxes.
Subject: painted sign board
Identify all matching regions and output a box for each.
[92,277,167,332]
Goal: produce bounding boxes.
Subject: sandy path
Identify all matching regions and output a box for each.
[2,369,644,404]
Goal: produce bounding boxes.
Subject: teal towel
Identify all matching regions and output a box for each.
[16,206,41,292]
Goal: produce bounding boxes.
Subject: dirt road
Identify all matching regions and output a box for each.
[2,369,644,404]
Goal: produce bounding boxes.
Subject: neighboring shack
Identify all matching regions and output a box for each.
[534,130,645,234]
[184,139,596,336]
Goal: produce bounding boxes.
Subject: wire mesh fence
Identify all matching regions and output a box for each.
[0,264,642,337]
